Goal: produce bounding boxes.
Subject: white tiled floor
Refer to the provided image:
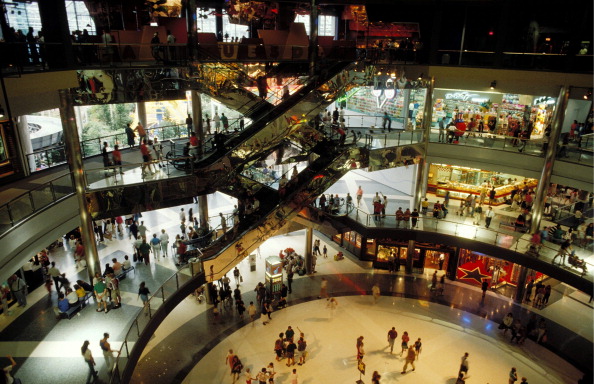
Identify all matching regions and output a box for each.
[183,296,582,384]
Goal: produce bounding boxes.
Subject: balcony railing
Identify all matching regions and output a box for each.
[0,173,74,235]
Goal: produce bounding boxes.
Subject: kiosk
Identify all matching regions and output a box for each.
[265,256,283,297]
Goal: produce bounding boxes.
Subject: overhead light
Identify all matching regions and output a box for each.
[417,73,424,81]
[150,21,158,27]
[0,105,4,119]
[490,81,497,90]
[584,90,592,100]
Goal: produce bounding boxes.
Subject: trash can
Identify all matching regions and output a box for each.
[189,257,201,276]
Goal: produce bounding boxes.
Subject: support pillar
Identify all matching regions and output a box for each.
[59,89,100,283]
[446,248,459,280]
[305,227,314,274]
[215,6,223,41]
[308,0,319,78]
[185,0,198,60]
[413,78,434,211]
[402,89,411,130]
[530,86,570,233]
[514,266,529,303]
[16,116,33,175]
[205,282,213,305]
[198,195,209,230]
[38,0,75,69]
[405,240,415,274]
[191,90,204,155]
[136,102,148,131]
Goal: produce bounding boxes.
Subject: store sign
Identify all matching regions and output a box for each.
[445,92,488,103]
[533,96,556,105]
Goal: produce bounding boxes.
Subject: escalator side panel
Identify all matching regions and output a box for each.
[203,146,365,281]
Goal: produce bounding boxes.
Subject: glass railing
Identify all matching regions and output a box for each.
[84,155,195,190]
[436,50,592,73]
[109,264,204,384]
[428,128,593,165]
[0,173,74,236]
[25,123,190,172]
[327,205,592,280]
[428,128,544,156]
[556,133,593,165]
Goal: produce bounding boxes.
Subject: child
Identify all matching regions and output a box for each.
[244,367,254,384]
[322,245,327,258]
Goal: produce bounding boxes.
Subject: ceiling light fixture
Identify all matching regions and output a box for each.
[490,81,497,90]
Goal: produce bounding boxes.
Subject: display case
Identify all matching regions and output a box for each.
[265,256,283,297]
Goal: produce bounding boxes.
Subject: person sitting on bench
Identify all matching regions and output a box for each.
[122,255,132,270]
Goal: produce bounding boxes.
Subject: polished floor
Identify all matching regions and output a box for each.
[0,174,591,384]
[184,297,581,384]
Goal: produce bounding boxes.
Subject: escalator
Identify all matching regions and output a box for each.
[200,139,367,281]
[194,60,355,176]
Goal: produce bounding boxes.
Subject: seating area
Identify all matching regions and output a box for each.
[61,291,94,320]
[115,266,136,281]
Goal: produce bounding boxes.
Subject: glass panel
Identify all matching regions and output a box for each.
[8,194,34,223]
[0,205,12,233]
[53,175,74,198]
[30,185,54,210]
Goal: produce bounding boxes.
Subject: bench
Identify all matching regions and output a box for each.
[61,291,94,320]
[115,266,136,281]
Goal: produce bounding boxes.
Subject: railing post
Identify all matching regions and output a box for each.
[50,181,57,201]
[6,204,14,226]
[161,286,165,303]
[175,273,179,290]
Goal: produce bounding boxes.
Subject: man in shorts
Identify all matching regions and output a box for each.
[94,277,108,313]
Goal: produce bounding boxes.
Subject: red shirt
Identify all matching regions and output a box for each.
[140,143,150,156]
[189,136,199,147]
[112,149,121,162]
[177,242,187,255]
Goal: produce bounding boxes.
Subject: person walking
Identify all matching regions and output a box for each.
[509,367,518,384]
[414,338,422,358]
[356,186,363,207]
[150,233,161,261]
[458,352,469,378]
[247,301,257,325]
[401,345,416,374]
[319,277,328,299]
[100,333,115,372]
[138,281,150,316]
[159,229,169,257]
[400,331,410,356]
[387,327,398,354]
[372,283,380,304]
[485,206,495,228]
[81,340,98,383]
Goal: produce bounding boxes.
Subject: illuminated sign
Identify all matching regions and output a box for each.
[444,92,488,103]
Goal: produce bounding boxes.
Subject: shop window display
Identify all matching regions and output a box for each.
[456,249,544,290]
[432,89,555,138]
[427,164,538,206]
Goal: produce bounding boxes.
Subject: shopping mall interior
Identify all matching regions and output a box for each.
[0,0,592,383]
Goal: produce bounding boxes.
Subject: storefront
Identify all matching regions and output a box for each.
[432,89,556,139]
[427,164,538,205]
[333,230,365,258]
[332,232,455,273]
[456,248,545,290]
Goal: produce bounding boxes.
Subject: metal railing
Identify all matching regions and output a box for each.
[84,155,195,190]
[0,173,74,236]
[109,263,204,383]
[429,128,594,165]
[329,205,593,278]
